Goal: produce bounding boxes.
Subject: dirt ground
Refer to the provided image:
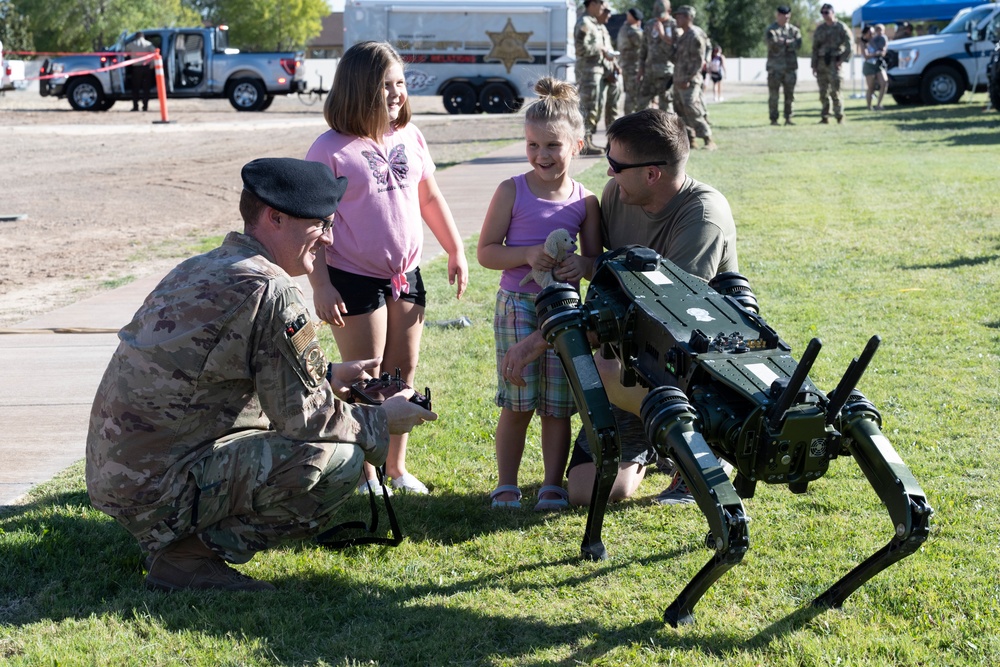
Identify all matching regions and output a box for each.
[0,92,523,327]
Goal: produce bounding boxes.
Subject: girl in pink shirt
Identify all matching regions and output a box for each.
[477,78,601,511]
[306,41,468,495]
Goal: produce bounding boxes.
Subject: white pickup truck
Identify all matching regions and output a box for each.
[39,26,307,111]
[886,2,1000,104]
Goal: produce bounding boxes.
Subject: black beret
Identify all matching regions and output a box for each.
[241,158,348,220]
[628,7,644,20]
[777,5,791,14]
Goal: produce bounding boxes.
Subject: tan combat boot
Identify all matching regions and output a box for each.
[146,536,275,592]
[580,135,604,156]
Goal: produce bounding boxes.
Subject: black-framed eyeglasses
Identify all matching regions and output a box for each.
[605,150,670,174]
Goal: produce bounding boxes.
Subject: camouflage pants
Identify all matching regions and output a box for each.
[604,72,622,128]
[635,70,673,113]
[767,69,797,122]
[577,67,605,136]
[622,66,641,114]
[816,64,843,120]
[113,431,364,563]
[673,76,712,139]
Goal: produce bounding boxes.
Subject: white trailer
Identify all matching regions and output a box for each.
[344,0,576,114]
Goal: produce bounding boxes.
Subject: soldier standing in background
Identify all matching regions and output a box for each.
[617,8,645,114]
[812,2,854,124]
[599,6,622,132]
[636,0,677,113]
[671,6,716,150]
[765,5,802,126]
[575,0,616,154]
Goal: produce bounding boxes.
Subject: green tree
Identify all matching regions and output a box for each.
[212,0,328,51]
[17,0,199,52]
[0,0,35,54]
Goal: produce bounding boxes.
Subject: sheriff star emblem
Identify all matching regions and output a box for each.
[485,18,533,73]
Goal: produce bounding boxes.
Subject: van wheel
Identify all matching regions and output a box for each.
[442,82,478,114]
[479,82,517,114]
[228,78,267,111]
[66,77,105,111]
[920,65,963,104]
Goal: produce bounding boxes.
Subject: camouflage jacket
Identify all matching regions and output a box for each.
[640,18,678,76]
[671,24,709,85]
[765,21,802,72]
[86,231,388,516]
[811,20,853,69]
[617,22,644,75]
[575,14,609,71]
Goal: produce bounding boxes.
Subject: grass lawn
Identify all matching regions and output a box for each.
[1,92,998,666]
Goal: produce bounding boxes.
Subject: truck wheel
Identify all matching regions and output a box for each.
[920,65,963,104]
[228,78,267,111]
[99,98,116,111]
[891,93,920,105]
[442,82,478,115]
[66,77,105,112]
[479,82,517,114]
[259,95,275,111]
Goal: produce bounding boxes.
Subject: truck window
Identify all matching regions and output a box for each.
[940,6,994,34]
[175,33,205,89]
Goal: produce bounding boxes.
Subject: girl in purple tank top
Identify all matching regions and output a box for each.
[477,77,601,511]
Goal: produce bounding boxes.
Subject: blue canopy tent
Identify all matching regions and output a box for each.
[851,0,982,25]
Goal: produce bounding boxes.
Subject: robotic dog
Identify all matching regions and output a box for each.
[534,246,931,627]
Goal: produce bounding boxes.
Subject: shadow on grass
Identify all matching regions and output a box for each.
[901,253,1000,270]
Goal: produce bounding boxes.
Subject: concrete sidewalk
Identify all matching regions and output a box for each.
[0,133,607,507]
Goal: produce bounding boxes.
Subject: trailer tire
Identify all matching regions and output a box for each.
[479,82,517,114]
[442,82,478,114]
[228,77,267,111]
[920,65,963,105]
[66,77,106,112]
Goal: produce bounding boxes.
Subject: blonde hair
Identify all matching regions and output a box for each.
[324,41,412,139]
[523,77,585,143]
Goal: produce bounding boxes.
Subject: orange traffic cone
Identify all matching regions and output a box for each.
[152,49,173,124]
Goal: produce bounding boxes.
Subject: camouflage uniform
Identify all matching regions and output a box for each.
[617,20,645,113]
[601,21,622,128]
[671,23,712,140]
[811,19,853,121]
[575,12,611,144]
[86,231,389,563]
[765,20,802,123]
[636,16,678,112]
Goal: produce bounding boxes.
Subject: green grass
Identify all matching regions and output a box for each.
[2,94,999,665]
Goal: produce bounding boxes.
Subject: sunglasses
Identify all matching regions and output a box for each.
[821,9,832,14]
[605,150,670,174]
[315,218,334,233]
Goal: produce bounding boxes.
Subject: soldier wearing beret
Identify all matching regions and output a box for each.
[617,8,645,114]
[86,157,436,592]
[671,5,717,150]
[812,2,854,123]
[766,5,802,125]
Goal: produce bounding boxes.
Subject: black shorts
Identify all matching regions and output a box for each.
[710,72,723,83]
[328,266,427,315]
[566,406,658,475]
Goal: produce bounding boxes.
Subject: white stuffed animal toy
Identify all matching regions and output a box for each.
[519,228,576,289]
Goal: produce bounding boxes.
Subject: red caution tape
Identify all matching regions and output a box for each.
[19,52,156,82]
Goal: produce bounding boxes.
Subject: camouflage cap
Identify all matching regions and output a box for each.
[241,158,348,220]
[674,5,695,18]
[652,0,669,16]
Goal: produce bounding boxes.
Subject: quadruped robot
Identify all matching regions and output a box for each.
[534,246,931,627]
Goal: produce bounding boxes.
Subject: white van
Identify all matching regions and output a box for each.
[887,2,1000,104]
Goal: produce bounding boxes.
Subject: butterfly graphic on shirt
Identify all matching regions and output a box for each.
[361,144,409,187]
